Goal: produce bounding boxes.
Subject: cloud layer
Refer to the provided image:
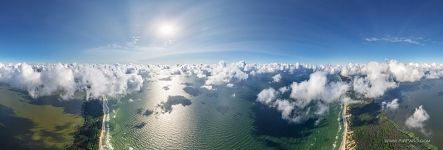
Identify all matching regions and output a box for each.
[0,60,442,125]
[0,63,144,100]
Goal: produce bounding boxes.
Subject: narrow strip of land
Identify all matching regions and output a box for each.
[99,99,108,150]
[340,102,356,150]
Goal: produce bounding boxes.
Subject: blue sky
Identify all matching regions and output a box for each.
[1,0,443,64]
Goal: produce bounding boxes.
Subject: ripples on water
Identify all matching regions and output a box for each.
[107,75,342,149]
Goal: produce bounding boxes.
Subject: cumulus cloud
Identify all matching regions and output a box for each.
[272,74,282,82]
[0,63,145,100]
[2,60,443,125]
[382,98,399,110]
[203,61,249,89]
[278,86,289,94]
[388,60,424,82]
[256,88,279,105]
[256,72,349,123]
[405,105,430,134]
[252,60,443,123]
[352,61,398,98]
[290,72,349,107]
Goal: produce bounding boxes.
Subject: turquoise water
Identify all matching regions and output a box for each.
[108,74,342,149]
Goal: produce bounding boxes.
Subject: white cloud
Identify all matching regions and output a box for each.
[274,99,296,121]
[382,98,399,110]
[204,61,249,87]
[278,86,289,94]
[257,88,278,105]
[272,74,282,82]
[405,105,430,134]
[290,71,349,107]
[257,71,349,123]
[388,60,424,82]
[2,60,443,125]
[0,63,145,100]
[365,36,425,45]
[352,61,398,98]
[251,60,443,124]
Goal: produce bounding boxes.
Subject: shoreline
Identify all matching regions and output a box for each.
[339,102,355,150]
[99,99,108,150]
[339,102,347,150]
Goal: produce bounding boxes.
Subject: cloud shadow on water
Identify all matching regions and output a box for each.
[133,122,147,129]
[0,105,57,150]
[157,96,192,113]
[183,86,202,97]
[251,103,324,149]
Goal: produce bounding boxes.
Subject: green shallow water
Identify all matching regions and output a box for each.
[109,75,342,150]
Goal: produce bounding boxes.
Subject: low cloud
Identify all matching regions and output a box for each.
[256,71,349,123]
[203,61,249,89]
[0,63,144,100]
[257,88,279,105]
[253,60,443,123]
[352,62,398,98]
[405,105,430,134]
[272,74,282,82]
[382,98,399,110]
[1,60,443,125]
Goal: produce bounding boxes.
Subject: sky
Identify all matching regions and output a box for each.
[1,0,443,64]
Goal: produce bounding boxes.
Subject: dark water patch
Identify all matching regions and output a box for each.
[68,100,103,150]
[183,86,201,96]
[422,84,433,90]
[1,85,83,115]
[159,76,172,81]
[143,109,154,116]
[205,92,218,98]
[82,100,103,117]
[216,105,230,115]
[181,82,193,86]
[162,86,170,90]
[133,122,147,129]
[262,139,287,150]
[376,88,402,104]
[251,103,319,149]
[1,86,30,98]
[157,96,192,113]
[54,122,74,132]
[397,82,421,92]
[31,96,83,115]
[136,108,143,114]
[40,130,66,143]
[136,108,154,117]
[349,102,380,127]
[0,105,51,150]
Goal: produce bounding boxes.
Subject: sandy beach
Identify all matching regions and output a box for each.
[99,99,109,150]
[340,102,355,150]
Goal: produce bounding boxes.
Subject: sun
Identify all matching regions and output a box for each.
[157,22,178,38]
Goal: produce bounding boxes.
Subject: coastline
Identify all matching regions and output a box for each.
[339,102,355,150]
[99,99,108,150]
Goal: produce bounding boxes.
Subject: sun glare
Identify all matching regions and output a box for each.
[157,22,178,38]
